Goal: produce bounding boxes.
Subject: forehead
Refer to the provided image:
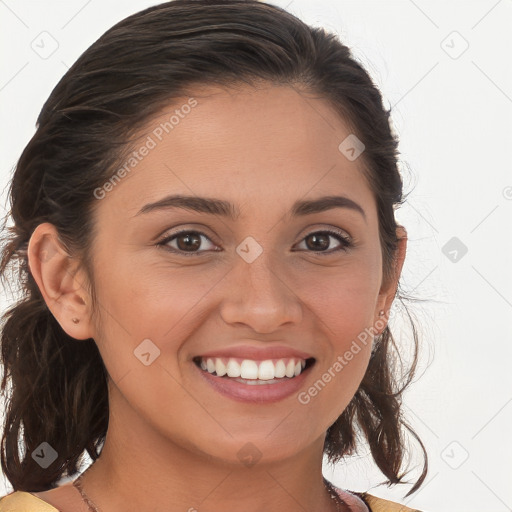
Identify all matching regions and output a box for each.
[95,83,375,222]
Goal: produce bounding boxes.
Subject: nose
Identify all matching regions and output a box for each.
[219,246,303,334]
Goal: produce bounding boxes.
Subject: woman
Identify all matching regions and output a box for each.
[0,1,428,511]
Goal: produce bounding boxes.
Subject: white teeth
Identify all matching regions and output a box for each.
[275,360,286,378]
[226,359,241,378]
[198,356,309,381]
[285,359,295,378]
[237,378,280,385]
[258,360,275,380]
[215,358,227,377]
[240,360,259,379]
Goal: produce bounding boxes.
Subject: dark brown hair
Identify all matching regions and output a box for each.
[0,0,428,496]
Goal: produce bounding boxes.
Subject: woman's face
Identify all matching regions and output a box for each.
[67,83,404,465]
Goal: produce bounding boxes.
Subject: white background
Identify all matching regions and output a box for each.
[1,1,511,511]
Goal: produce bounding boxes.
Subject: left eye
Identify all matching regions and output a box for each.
[157,229,353,257]
[294,230,353,254]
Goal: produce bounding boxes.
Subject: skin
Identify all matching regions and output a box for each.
[27,82,407,512]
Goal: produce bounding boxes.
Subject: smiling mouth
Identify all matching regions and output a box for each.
[193,356,316,384]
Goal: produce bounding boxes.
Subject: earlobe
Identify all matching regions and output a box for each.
[27,222,93,340]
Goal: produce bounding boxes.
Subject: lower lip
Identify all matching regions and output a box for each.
[195,363,313,404]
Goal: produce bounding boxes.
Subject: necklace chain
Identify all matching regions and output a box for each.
[72,473,345,512]
[324,478,345,512]
[73,473,100,512]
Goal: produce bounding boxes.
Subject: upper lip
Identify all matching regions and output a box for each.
[196,345,314,361]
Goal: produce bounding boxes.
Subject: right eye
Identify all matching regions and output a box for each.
[156,230,221,257]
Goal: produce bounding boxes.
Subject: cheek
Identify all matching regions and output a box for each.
[294,289,374,431]
[94,255,214,333]
[90,259,228,399]
[294,261,379,407]
[297,260,381,332]
[298,345,372,432]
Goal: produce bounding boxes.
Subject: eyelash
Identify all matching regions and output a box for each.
[156,228,353,257]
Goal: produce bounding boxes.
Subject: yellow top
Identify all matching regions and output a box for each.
[361,493,423,512]
[0,492,59,512]
[0,490,423,511]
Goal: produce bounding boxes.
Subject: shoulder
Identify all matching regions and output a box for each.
[0,491,60,512]
[0,489,427,512]
[332,482,425,512]
[360,492,424,512]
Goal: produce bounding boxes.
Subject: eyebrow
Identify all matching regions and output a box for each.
[135,194,366,222]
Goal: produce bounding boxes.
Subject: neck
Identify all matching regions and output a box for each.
[79,387,342,512]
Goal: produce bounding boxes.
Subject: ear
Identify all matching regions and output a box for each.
[27,222,94,340]
[374,225,407,329]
